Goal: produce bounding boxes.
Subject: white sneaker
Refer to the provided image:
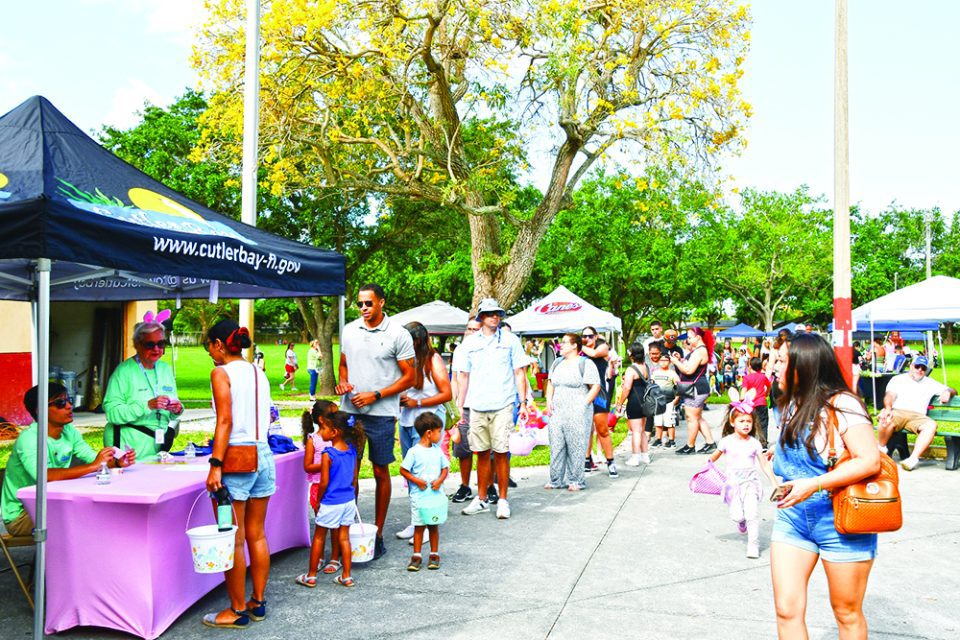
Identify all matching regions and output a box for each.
[878,445,888,454]
[496,498,511,519]
[625,454,641,467]
[747,542,760,559]
[461,496,489,515]
[279,383,285,391]
[395,524,415,540]
[639,452,651,464]
[901,457,919,471]
[408,528,430,545]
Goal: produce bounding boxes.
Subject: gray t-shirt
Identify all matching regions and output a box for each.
[340,314,415,417]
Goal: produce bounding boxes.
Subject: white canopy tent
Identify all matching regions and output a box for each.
[507,286,622,335]
[390,300,470,335]
[852,275,960,323]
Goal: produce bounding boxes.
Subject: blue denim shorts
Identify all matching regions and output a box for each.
[771,491,877,563]
[315,500,357,529]
[221,442,277,501]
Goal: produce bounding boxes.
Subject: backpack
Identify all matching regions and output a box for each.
[631,365,667,418]
[550,357,609,409]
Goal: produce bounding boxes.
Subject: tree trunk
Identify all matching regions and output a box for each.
[295,296,339,396]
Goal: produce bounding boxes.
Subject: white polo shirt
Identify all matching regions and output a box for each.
[340,314,415,417]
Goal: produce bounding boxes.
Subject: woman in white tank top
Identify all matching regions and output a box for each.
[202,319,276,629]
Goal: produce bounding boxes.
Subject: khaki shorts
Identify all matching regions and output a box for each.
[468,405,514,454]
[3,510,33,537]
[654,410,675,428]
[890,409,936,434]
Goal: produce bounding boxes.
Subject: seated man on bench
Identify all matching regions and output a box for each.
[878,356,956,471]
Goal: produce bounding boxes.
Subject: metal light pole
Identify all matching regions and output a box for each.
[833,0,854,388]
[239,0,261,355]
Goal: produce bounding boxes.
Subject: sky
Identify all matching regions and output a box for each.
[3,1,959,216]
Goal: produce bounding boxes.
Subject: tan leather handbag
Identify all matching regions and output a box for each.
[826,408,902,534]
[222,364,260,474]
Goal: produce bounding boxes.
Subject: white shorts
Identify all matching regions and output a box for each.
[315,500,357,529]
[654,410,675,428]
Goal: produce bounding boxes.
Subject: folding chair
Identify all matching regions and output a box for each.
[0,470,35,609]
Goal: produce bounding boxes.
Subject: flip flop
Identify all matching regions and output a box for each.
[321,560,342,575]
[335,575,356,588]
[295,574,317,588]
[202,608,250,629]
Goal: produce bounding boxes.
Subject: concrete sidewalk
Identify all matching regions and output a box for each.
[3,408,959,639]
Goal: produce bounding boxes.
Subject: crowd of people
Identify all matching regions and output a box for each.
[3,289,954,639]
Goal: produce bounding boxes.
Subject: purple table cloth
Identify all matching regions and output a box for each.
[19,451,309,639]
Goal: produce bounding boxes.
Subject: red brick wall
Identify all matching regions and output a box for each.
[0,353,33,425]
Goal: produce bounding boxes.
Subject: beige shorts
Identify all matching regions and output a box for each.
[654,410,675,428]
[468,405,514,453]
[3,510,33,537]
[890,409,935,434]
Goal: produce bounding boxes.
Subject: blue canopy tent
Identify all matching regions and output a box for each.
[766,322,802,337]
[0,96,345,635]
[715,322,765,339]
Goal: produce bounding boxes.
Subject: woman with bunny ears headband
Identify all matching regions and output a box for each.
[102,309,184,459]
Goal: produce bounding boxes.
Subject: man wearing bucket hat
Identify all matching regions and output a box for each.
[457,298,528,519]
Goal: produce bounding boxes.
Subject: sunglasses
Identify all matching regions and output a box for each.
[914,364,927,371]
[48,397,72,409]
[356,300,375,308]
[582,333,596,338]
[141,340,168,350]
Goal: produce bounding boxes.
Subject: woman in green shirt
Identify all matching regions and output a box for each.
[1,383,135,536]
[307,339,322,401]
[103,320,184,459]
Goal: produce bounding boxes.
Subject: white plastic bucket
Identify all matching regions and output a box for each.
[185,491,237,574]
[349,512,378,563]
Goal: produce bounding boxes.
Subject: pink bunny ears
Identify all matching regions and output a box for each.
[728,387,757,414]
[143,310,171,324]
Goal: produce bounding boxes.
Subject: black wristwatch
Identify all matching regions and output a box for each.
[374,390,382,400]
[209,457,224,467]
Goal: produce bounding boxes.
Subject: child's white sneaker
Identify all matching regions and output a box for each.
[625,454,641,467]
[396,524,415,540]
[496,498,511,519]
[461,496,489,516]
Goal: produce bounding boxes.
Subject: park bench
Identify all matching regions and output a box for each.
[885,395,960,471]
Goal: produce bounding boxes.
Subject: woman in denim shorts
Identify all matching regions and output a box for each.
[771,333,881,639]
[202,319,277,629]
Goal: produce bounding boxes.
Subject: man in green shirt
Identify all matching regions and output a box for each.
[2,383,136,536]
[103,321,183,459]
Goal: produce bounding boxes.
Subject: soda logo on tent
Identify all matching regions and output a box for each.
[535,301,582,314]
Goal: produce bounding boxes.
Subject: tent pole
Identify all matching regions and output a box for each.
[939,331,946,385]
[870,317,877,412]
[239,0,261,360]
[33,258,51,640]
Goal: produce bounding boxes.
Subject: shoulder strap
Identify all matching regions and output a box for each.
[825,404,838,468]
[252,362,260,440]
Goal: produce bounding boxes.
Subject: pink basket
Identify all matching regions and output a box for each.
[689,461,727,496]
[508,428,537,456]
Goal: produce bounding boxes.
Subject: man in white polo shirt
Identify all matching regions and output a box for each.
[336,283,416,558]
[458,298,528,519]
[878,356,956,471]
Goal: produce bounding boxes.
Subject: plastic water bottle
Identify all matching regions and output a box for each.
[214,487,233,532]
[185,442,196,460]
[96,462,111,485]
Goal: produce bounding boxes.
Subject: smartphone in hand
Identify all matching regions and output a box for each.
[770,484,790,502]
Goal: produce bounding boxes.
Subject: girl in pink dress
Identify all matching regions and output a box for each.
[709,389,779,558]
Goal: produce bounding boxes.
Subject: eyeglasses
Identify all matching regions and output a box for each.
[356,300,375,308]
[48,397,72,409]
[140,340,168,350]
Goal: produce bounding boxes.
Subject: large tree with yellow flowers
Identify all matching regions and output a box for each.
[194,0,751,310]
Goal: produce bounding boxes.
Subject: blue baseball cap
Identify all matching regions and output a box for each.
[913,356,929,369]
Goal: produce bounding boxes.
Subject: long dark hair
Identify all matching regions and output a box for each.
[405,321,437,390]
[778,333,865,458]
[301,399,338,444]
[328,411,366,451]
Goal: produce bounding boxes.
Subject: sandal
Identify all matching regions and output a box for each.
[407,555,422,572]
[428,553,440,570]
[246,597,266,621]
[202,608,250,629]
[567,484,583,492]
[335,575,356,587]
[295,573,317,588]
[321,560,342,575]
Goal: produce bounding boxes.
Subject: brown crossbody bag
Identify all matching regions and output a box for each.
[222,363,260,474]
[826,406,902,534]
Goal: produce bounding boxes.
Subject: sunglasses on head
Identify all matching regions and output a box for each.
[141,340,168,350]
[356,300,375,308]
[48,397,72,409]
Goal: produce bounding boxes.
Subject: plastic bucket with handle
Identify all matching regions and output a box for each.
[349,511,378,563]
[185,490,237,574]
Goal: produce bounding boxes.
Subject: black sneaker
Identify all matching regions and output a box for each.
[486,485,499,504]
[675,444,696,455]
[697,443,717,454]
[664,439,676,448]
[373,536,387,560]
[451,485,473,503]
[650,438,663,448]
[508,476,518,489]
[585,459,598,473]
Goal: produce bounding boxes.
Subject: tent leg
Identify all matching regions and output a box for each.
[32,259,50,640]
